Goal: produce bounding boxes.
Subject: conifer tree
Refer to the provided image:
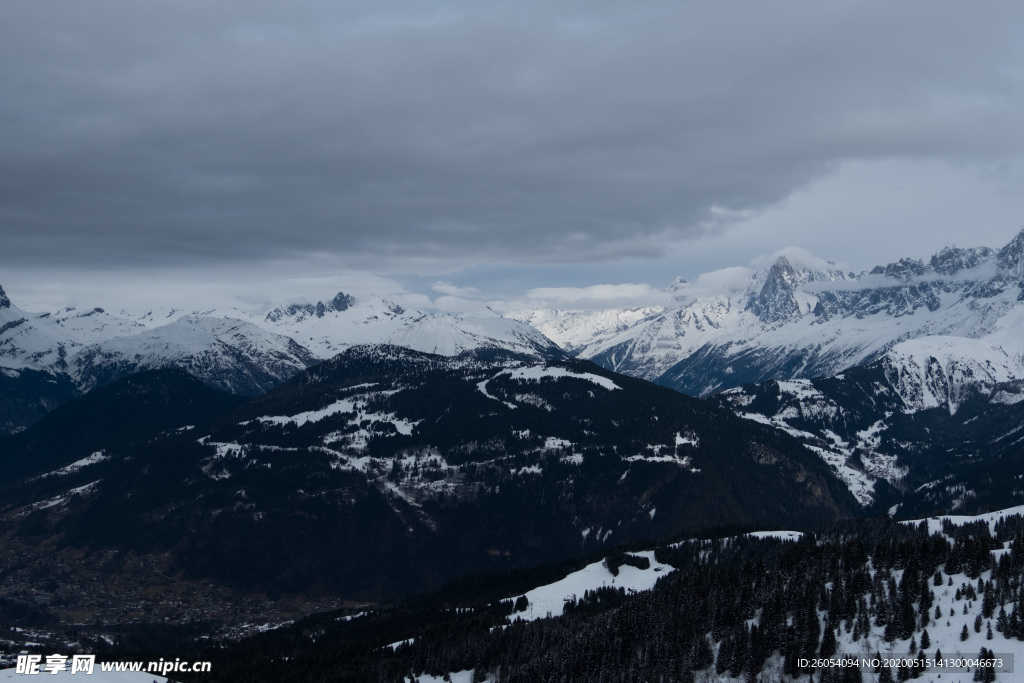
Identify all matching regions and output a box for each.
[820,622,838,658]
[973,647,995,683]
[691,634,713,670]
[996,604,1008,633]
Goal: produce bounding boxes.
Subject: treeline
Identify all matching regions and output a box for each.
[178,513,1024,682]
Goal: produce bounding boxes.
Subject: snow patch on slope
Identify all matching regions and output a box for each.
[900,504,1024,536]
[508,307,663,353]
[882,336,1024,414]
[511,550,673,622]
[71,316,315,395]
[503,365,620,391]
[35,451,109,479]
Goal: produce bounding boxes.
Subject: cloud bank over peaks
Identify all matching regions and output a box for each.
[749,247,850,275]
[493,283,675,315]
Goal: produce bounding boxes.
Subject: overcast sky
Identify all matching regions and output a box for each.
[3,1,1024,313]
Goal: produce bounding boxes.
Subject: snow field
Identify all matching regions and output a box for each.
[511,550,673,623]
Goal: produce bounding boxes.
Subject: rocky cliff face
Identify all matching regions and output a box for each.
[747,256,802,324]
[264,291,357,323]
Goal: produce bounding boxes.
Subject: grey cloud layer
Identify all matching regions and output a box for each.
[2,1,1022,269]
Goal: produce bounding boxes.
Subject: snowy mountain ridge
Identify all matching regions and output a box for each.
[880,336,1024,415]
[520,228,1024,397]
[507,306,664,353]
[70,315,320,396]
[3,228,1024,434]
[0,288,564,432]
[716,332,1024,512]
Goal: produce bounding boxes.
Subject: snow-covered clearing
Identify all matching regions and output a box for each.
[900,505,1024,537]
[21,481,101,514]
[35,451,109,479]
[503,365,621,391]
[744,530,804,541]
[511,550,672,622]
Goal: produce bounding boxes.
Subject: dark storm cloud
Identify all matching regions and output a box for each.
[1,0,1022,269]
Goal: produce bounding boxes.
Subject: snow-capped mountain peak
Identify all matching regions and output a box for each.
[558,229,1024,396]
[929,245,995,276]
[70,315,318,396]
[264,291,360,323]
[506,307,664,354]
[997,226,1024,282]
[1,283,570,433]
[747,255,802,323]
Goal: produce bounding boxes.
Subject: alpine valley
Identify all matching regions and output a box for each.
[2,230,1024,682]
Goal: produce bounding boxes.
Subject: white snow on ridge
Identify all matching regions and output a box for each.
[508,307,664,353]
[624,440,700,470]
[414,671,475,683]
[547,235,1024,398]
[68,315,314,395]
[736,410,903,508]
[250,389,418,447]
[1,287,560,409]
[386,313,558,359]
[259,298,559,360]
[21,481,101,514]
[734,378,914,507]
[991,388,1024,405]
[512,550,672,622]
[0,297,147,373]
[503,365,620,391]
[900,504,1024,537]
[668,528,805,549]
[475,364,620,409]
[35,451,109,479]
[882,336,1024,414]
[804,445,877,507]
[674,432,699,447]
[855,420,887,449]
[476,379,517,409]
[385,637,416,651]
[775,379,821,402]
[744,530,804,541]
[255,397,361,427]
[624,453,699,471]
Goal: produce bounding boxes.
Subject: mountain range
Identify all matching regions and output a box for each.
[3,228,1024,658]
[0,287,563,434]
[3,230,1022,520]
[0,348,855,617]
[4,228,1023,437]
[516,228,1024,397]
